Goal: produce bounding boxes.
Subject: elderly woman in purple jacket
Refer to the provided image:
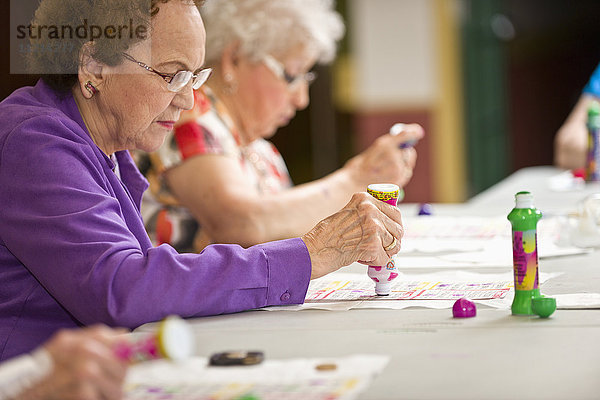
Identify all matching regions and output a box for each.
[0,0,404,364]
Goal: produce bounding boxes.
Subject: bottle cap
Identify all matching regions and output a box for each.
[531,296,556,318]
[418,203,433,216]
[374,282,392,296]
[514,191,534,209]
[588,101,600,127]
[367,184,401,206]
[572,168,586,179]
[157,315,195,361]
[452,298,477,318]
[389,123,405,136]
[367,183,400,194]
[588,101,600,116]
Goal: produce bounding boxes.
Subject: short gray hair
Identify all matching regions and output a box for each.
[201,0,344,66]
[28,0,204,93]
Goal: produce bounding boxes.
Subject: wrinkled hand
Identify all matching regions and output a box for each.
[302,192,404,279]
[344,123,424,189]
[18,325,128,400]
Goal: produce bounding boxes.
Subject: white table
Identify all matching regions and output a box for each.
[141,166,600,400]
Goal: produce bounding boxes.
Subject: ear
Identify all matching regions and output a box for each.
[77,41,106,99]
[220,41,241,77]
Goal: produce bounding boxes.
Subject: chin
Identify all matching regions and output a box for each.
[261,125,280,139]
[140,133,168,153]
[262,131,277,140]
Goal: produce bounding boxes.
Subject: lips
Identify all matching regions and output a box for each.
[156,121,176,130]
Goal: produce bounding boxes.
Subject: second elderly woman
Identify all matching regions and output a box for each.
[141,0,424,252]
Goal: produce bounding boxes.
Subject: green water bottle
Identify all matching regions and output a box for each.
[507,191,542,315]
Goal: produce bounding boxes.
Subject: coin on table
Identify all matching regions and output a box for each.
[315,363,337,371]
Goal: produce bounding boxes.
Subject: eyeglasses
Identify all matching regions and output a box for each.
[262,54,317,89]
[121,53,212,93]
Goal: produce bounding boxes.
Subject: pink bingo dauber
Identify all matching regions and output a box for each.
[367,183,400,296]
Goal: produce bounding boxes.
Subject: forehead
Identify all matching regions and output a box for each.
[148,1,205,67]
[278,44,318,71]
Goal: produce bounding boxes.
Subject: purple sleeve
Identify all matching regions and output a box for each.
[0,117,311,328]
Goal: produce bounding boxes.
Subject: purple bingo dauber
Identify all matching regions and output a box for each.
[390,123,418,149]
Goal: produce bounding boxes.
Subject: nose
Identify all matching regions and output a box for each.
[172,85,195,111]
[290,81,310,110]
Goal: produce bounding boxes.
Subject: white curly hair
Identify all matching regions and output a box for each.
[201,0,345,66]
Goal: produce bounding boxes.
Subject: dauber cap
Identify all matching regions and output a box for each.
[515,191,534,209]
[452,298,477,318]
[531,296,556,318]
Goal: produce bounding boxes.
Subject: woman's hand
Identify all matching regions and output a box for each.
[555,119,588,170]
[18,326,128,400]
[344,123,424,190]
[554,121,587,170]
[554,94,595,170]
[301,192,404,279]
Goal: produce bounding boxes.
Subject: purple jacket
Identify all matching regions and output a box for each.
[0,80,311,361]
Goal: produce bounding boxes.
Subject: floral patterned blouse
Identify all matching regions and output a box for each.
[140,88,292,252]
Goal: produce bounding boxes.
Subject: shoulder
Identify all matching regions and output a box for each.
[0,87,104,185]
[0,83,90,153]
[250,139,284,159]
[0,108,92,166]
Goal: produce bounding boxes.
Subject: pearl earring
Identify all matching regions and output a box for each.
[223,73,238,95]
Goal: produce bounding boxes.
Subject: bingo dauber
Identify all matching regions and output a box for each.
[389,123,419,149]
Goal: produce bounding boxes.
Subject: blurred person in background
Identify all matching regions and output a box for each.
[140,0,423,252]
[554,62,600,170]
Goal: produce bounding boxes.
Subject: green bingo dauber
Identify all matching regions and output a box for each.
[507,192,556,318]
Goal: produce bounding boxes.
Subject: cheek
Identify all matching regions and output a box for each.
[238,75,288,137]
[113,75,173,119]
[128,92,173,129]
[253,85,287,120]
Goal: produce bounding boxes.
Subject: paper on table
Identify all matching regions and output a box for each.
[397,216,589,268]
[555,293,600,309]
[125,354,389,400]
[307,272,511,301]
[263,271,560,312]
[393,253,507,269]
[437,237,590,266]
[401,216,511,240]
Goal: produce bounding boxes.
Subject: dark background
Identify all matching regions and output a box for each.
[2,0,600,199]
